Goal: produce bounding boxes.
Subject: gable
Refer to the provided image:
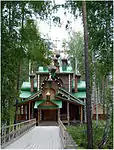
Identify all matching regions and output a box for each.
[34,100,62,109]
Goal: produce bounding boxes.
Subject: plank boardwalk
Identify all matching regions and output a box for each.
[5,126,63,149]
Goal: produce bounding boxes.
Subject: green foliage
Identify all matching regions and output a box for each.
[29,1,52,19]
[1,1,52,125]
[86,1,113,75]
[68,31,85,79]
[105,87,113,106]
[67,125,87,148]
[103,119,113,149]
[22,19,51,65]
[64,0,113,81]
[67,120,113,149]
[21,18,52,74]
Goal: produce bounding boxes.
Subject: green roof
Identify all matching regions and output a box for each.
[34,100,62,109]
[60,66,73,73]
[38,66,49,72]
[20,91,33,98]
[77,81,86,91]
[18,90,42,105]
[38,66,73,73]
[34,100,44,108]
[21,81,37,91]
[73,92,86,99]
[51,100,62,108]
[72,80,86,91]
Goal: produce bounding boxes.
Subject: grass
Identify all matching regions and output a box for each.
[66,120,113,149]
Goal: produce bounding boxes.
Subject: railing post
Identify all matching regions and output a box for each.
[16,124,18,138]
[12,125,14,139]
[58,109,60,122]
[19,124,21,135]
[1,119,36,148]
[8,127,10,141]
[58,119,67,148]
[14,124,16,138]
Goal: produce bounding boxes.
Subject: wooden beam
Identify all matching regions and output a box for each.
[31,102,33,119]
[69,74,71,92]
[16,105,18,121]
[40,109,42,121]
[37,74,40,91]
[84,98,87,122]
[38,109,40,125]
[58,109,60,121]
[67,74,70,125]
[75,75,78,92]
[20,106,21,115]
[80,105,83,123]
[29,102,31,120]
[23,105,25,114]
[25,105,27,120]
[67,102,70,125]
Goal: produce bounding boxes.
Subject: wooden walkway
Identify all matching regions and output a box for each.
[4,126,63,149]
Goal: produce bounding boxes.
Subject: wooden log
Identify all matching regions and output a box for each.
[84,99,87,122]
[67,102,70,125]
[58,109,60,121]
[29,102,31,120]
[20,106,21,115]
[80,105,83,123]
[38,109,40,125]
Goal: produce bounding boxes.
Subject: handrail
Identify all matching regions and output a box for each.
[58,118,66,148]
[1,119,35,129]
[1,118,36,148]
[58,119,77,149]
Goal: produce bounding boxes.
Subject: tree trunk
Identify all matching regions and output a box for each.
[96,86,98,127]
[102,77,105,115]
[82,0,93,148]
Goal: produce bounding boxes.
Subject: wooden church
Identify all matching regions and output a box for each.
[17,54,86,125]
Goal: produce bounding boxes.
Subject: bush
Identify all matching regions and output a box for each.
[66,120,113,149]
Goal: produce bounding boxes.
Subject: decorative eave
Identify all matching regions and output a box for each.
[18,88,85,106]
[26,89,42,101]
[57,88,85,105]
[34,100,62,109]
[17,90,42,105]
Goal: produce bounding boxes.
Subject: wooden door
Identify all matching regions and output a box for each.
[42,109,57,121]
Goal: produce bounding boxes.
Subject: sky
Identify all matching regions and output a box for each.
[37,0,83,52]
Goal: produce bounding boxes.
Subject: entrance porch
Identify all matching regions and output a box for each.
[36,108,59,125]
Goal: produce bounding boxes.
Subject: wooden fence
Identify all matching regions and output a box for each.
[58,118,77,149]
[58,118,67,148]
[1,119,36,148]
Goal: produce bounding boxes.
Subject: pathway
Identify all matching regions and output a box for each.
[4,126,62,149]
